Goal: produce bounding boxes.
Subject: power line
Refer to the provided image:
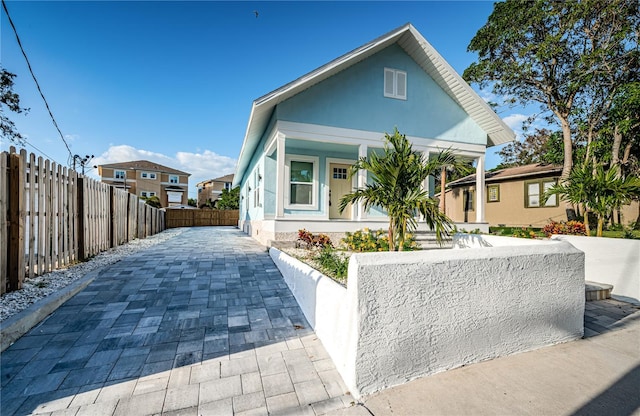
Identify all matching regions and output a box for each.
[2,0,73,162]
[22,139,60,164]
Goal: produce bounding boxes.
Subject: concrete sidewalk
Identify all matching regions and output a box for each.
[1,227,352,415]
[329,299,640,416]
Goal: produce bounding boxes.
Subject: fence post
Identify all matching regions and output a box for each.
[110,186,116,248]
[76,177,85,261]
[0,151,8,294]
[7,150,26,291]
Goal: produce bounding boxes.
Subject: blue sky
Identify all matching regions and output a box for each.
[1,1,531,198]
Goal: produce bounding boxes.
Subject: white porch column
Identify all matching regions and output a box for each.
[475,154,486,223]
[276,133,286,219]
[357,144,368,220]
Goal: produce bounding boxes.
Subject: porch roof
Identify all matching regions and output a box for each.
[447,163,563,188]
[234,23,515,187]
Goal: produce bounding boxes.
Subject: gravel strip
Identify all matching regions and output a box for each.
[0,228,184,323]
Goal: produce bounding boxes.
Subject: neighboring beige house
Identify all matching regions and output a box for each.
[196,174,234,208]
[97,160,191,208]
[443,163,639,228]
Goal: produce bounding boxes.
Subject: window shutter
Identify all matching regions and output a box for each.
[384,68,395,97]
[396,71,407,99]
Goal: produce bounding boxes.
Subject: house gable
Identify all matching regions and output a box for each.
[276,43,486,145]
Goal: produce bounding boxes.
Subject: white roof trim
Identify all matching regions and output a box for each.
[233,23,515,187]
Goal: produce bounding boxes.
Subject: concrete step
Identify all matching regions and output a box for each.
[412,231,453,249]
[585,281,613,301]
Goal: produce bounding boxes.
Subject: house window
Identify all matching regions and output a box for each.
[224,182,232,191]
[525,180,558,208]
[333,167,348,179]
[286,155,318,209]
[487,185,500,203]
[463,190,474,212]
[141,191,156,198]
[169,175,179,184]
[254,169,261,208]
[141,172,157,179]
[384,68,407,100]
[114,170,125,179]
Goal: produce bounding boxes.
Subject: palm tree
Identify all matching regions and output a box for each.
[338,129,465,250]
[545,162,640,236]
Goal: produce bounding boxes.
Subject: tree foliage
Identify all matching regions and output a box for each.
[464,0,639,180]
[496,128,565,169]
[338,129,466,250]
[1,68,29,144]
[217,186,240,210]
[188,198,197,207]
[142,195,162,208]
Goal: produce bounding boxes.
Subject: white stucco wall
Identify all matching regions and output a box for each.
[551,235,640,304]
[268,249,356,382]
[271,243,585,398]
[349,242,584,396]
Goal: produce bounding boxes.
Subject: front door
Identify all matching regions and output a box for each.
[329,163,352,219]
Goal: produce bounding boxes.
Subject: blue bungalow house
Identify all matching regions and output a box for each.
[233,23,515,245]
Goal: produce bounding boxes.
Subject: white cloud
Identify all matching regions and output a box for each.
[89,145,237,198]
[478,88,497,104]
[502,113,529,131]
[175,150,237,179]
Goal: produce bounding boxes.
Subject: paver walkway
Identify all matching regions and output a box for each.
[1,227,353,416]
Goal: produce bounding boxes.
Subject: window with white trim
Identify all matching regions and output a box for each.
[224,182,232,191]
[286,155,318,209]
[141,191,156,198]
[114,170,125,179]
[525,179,558,208]
[169,175,179,184]
[384,68,407,100]
[254,168,261,208]
[141,172,157,179]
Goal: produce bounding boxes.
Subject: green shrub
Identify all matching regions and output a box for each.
[314,246,349,280]
[622,227,639,240]
[342,228,417,252]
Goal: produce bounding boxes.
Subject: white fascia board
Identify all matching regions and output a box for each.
[407,26,515,146]
[233,103,259,188]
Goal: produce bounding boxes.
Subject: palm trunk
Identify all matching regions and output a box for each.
[388,223,395,251]
[583,205,591,236]
[597,216,604,237]
[398,219,407,251]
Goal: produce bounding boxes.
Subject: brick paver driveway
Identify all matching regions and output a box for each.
[1,227,352,415]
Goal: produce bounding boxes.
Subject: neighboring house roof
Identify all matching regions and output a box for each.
[100,160,191,176]
[196,174,235,188]
[447,163,563,188]
[234,22,515,187]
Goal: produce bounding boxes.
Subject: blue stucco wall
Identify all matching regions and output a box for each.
[284,139,358,216]
[275,43,486,145]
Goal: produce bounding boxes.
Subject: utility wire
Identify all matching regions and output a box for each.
[22,139,59,164]
[2,0,73,161]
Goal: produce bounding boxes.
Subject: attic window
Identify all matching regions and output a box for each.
[384,68,407,100]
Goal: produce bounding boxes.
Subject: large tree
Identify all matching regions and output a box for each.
[1,68,28,144]
[464,0,639,181]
